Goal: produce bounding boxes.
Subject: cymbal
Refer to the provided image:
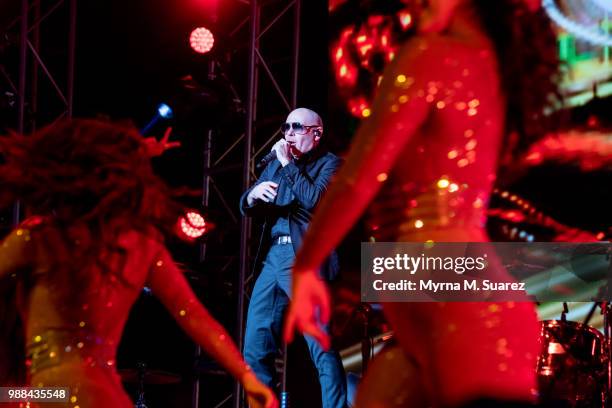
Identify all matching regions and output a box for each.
[119,368,181,385]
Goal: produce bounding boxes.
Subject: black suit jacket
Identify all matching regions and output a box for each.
[240,148,341,281]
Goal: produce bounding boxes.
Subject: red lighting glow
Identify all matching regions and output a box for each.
[178,211,208,239]
[331,8,413,118]
[189,27,215,54]
[347,97,371,118]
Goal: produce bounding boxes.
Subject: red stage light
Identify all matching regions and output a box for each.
[189,27,215,54]
[178,211,208,239]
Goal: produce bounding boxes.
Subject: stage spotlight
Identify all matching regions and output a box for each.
[157,103,173,119]
[141,102,173,134]
[177,210,212,241]
[189,27,215,54]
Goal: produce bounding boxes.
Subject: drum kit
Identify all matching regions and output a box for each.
[348,300,612,408]
[118,362,181,408]
[537,302,611,408]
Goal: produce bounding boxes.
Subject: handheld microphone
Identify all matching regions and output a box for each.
[256,150,277,169]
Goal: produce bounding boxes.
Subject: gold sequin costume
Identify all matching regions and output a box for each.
[0,222,251,408]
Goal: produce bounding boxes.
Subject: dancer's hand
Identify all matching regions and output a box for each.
[283,269,331,350]
[143,127,182,157]
[242,372,279,408]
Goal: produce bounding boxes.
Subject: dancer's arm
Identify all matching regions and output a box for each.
[0,227,32,280]
[147,246,277,408]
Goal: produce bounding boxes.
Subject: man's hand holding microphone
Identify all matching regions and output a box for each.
[247,139,295,206]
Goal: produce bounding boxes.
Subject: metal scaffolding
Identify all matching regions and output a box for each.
[1,0,77,226]
[239,0,302,381]
[194,0,302,406]
[1,0,77,133]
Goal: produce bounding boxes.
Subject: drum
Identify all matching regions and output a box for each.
[538,320,607,408]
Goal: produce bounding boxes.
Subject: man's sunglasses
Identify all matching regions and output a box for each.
[280,122,319,135]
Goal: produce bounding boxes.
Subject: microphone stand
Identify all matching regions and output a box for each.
[602,246,612,408]
[281,341,289,408]
[135,362,148,408]
[602,302,611,408]
[356,304,373,375]
[561,302,568,322]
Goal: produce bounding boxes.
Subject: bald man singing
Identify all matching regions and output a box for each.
[240,108,347,407]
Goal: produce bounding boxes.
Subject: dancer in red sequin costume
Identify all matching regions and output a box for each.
[0,120,277,408]
[285,0,560,406]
